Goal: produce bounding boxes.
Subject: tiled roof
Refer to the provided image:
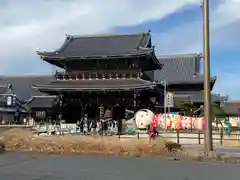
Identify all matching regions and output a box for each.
[0,107,27,113]
[33,78,156,91]
[0,85,9,94]
[37,32,153,58]
[0,85,24,110]
[25,96,58,109]
[151,53,216,85]
[0,75,53,101]
[222,101,240,116]
[173,91,228,103]
[0,85,12,106]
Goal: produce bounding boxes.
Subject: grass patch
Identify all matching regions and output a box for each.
[0,128,183,157]
[1,128,240,163]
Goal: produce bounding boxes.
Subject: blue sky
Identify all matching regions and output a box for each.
[0,0,239,99]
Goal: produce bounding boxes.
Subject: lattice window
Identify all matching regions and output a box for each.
[77,74,83,79]
[35,111,46,118]
[91,72,97,79]
[63,74,69,80]
[126,73,131,79]
[104,74,110,79]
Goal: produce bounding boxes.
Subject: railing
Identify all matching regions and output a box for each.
[54,70,141,80]
[3,123,240,146]
[160,130,240,145]
[0,124,33,128]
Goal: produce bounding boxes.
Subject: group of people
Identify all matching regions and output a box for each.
[76,118,118,135]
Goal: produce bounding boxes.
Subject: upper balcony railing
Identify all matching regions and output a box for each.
[54,70,142,80]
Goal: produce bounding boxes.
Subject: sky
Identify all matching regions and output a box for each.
[0,0,239,99]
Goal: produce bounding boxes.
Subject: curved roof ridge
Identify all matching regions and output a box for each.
[138,46,154,51]
[225,100,240,103]
[137,77,156,84]
[31,95,57,98]
[68,31,149,39]
[158,53,202,59]
[136,30,151,49]
[192,73,217,81]
[0,84,8,87]
[24,95,58,107]
[0,74,52,78]
[36,34,71,56]
[36,31,151,57]
[212,92,229,99]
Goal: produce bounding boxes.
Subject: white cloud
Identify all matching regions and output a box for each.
[154,0,240,54]
[0,0,239,99]
[0,0,199,74]
[213,71,240,100]
[152,0,240,99]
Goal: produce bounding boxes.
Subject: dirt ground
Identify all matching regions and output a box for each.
[223,134,240,147]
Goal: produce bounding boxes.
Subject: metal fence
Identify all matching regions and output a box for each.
[1,124,240,146]
[157,130,240,145]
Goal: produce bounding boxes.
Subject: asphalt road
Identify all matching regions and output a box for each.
[0,152,240,180]
[182,144,240,157]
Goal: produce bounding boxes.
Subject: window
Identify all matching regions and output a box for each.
[85,73,89,79]
[36,111,46,118]
[77,74,83,79]
[64,75,69,80]
[90,72,97,79]
[104,73,110,79]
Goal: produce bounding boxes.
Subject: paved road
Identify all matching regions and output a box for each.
[217,147,240,154]
[182,144,240,156]
[0,152,240,180]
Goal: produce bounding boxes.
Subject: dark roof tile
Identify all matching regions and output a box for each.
[25,96,58,109]
[0,85,9,106]
[0,75,53,101]
[150,53,216,85]
[37,32,153,58]
[33,78,156,91]
[173,91,228,103]
[222,101,240,116]
[0,85,16,106]
[0,85,8,94]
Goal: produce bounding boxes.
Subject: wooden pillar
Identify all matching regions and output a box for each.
[58,94,63,123]
[133,90,139,112]
[99,105,104,120]
[133,90,137,112]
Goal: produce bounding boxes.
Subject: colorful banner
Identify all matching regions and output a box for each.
[152,113,205,130]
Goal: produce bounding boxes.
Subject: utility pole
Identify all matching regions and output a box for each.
[202,0,213,154]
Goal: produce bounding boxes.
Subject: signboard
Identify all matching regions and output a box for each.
[6,96,12,106]
[166,92,174,107]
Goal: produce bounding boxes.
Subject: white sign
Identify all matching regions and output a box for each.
[166,92,174,107]
[6,96,12,106]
